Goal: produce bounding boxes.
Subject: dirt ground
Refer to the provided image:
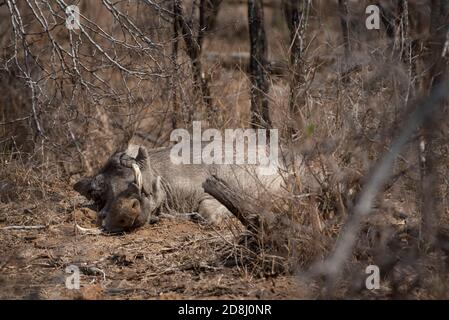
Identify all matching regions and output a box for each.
[0,182,304,300]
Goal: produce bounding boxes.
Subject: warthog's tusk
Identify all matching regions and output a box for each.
[131,163,143,191]
[75,224,102,235]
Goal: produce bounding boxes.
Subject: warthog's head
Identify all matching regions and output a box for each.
[74,146,164,233]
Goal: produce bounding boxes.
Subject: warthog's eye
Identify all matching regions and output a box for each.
[131,199,139,209]
[89,190,105,208]
[127,183,141,196]
[90,190,101,199]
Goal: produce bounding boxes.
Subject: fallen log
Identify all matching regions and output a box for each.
[203,175,277,235]
[203,175,306,273]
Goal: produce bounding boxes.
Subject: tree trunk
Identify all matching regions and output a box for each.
[173,0,214,122]
[282,0,306,138]
[202,0,224,33]
[171,0,180,129]
[419,0,449,249]
[248,0,272,130]
[338,0,350,58]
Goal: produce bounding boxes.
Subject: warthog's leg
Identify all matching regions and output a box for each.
[198,195,230,225]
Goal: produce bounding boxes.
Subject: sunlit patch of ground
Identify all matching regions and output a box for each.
[0,186,304,300]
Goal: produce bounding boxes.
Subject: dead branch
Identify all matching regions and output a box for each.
[203,175,266,234]
[1,225,46,230]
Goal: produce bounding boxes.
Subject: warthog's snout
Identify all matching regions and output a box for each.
[100,196,146,233]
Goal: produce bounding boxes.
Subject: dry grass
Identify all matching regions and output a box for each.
[1,0,448,299]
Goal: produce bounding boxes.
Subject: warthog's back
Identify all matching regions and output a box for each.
[129,144,284,196]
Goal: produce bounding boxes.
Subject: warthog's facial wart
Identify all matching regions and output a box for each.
[74,146,163,233]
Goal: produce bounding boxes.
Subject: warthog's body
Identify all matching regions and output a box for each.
[74,144,284,232]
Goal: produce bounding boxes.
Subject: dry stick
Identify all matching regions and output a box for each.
[79,265,106,281]
[1,225,46,230]
[317,77,449,283]
[203,175,272,235]
[0,115,31,126]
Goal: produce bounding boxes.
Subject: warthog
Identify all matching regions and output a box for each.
[74,144,284,233]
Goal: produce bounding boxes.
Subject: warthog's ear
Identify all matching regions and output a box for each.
[74,175,104,200]
[73,177,92,198]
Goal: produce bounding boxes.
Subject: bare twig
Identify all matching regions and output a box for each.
[75,224,102,235]
[1,225,46,230]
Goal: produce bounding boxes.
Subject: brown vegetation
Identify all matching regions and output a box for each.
[1,0,449,299]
